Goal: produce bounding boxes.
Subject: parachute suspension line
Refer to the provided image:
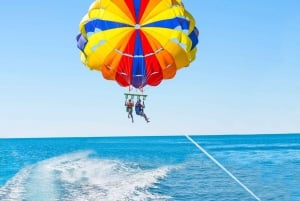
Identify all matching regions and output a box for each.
[185,135,261,201]
[138,86,144,93]
[128,85,133,92]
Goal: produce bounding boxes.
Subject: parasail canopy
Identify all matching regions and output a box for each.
[76,0,199,90]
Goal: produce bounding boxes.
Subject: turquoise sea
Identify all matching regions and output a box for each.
[0,134,299,201]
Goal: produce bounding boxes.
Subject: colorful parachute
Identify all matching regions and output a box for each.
[76,0,199,90]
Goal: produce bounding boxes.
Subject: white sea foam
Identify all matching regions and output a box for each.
[0,151,172,201]
[0,166,31,201]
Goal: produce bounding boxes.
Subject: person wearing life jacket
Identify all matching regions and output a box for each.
[135,99,150,123]
[125,99,134,123]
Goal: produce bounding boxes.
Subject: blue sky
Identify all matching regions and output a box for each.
[0,0,299,137]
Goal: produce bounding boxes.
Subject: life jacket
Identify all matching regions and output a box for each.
[135,103,143,115]
[126,102,133,112]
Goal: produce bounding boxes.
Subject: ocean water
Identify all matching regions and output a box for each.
[0,134,299,201]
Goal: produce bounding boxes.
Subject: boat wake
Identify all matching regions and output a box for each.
[0,151,172,201]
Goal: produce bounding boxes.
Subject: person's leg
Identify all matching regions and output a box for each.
[143,113,149,122]
[131,113,134,123]
[129,110,134,122]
